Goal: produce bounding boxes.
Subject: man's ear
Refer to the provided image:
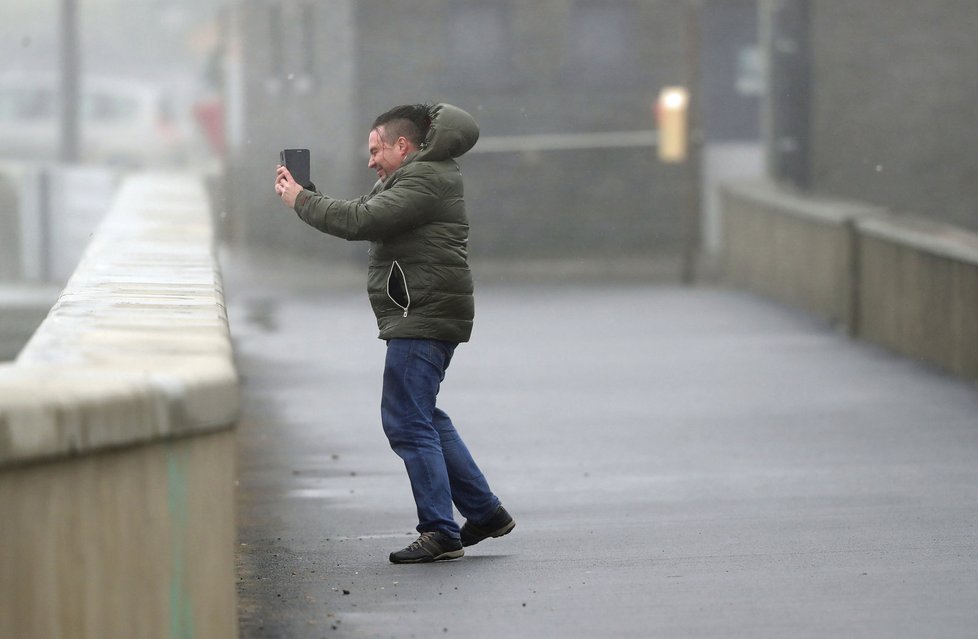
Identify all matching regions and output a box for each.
[397,136,412,155]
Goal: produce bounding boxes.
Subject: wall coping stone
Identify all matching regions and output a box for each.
[858,214,978,266]
[0,172,239,467]
[720,179,888,225]
[724,179,978,266]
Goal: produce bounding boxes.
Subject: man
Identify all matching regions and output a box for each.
[275,103,514,563]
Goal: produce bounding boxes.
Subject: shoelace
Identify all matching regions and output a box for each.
[407,532,437,550]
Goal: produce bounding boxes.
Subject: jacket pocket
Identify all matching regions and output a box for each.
[387,260,410,317]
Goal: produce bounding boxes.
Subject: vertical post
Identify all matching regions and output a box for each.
[682,0,703,285]
[39,169,52,281]
[764,0,811,188]
[845,217,861,338]
[59,0,80,163]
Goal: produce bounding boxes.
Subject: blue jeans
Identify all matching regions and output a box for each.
[381,338,500,539]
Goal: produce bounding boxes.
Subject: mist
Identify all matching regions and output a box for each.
[0,0,764,286]
[3,3,978,636]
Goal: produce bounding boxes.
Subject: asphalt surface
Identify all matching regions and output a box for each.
[225,251,978,639]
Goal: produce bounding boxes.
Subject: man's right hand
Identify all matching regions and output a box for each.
[275,165,302,208]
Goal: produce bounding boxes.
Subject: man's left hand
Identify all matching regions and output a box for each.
[275,165,302,208]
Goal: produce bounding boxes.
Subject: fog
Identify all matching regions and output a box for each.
[0,0,223,166]
[0,1,764,272]
[3,5,978,633]
[1,1,976,350]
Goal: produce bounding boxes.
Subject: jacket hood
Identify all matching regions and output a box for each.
[410,104,479,163]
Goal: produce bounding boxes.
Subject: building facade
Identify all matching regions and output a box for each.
[764,0,978,231]
[225,0,761,266]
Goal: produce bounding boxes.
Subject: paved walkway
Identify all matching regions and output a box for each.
[225,252,978,638]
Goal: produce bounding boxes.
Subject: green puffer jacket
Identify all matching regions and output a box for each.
[293,103,478,342]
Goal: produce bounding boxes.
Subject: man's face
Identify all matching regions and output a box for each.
[367,127,407,181]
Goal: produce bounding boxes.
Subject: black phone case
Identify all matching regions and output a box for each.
[280,149,311,187]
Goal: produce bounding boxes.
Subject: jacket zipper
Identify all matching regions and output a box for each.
[387,260,410,317]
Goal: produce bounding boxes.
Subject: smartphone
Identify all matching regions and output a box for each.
[280,149,311,188]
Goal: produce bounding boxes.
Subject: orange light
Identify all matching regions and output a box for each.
[656,86,689,163]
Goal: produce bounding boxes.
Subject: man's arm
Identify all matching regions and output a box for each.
[292,170,441,242]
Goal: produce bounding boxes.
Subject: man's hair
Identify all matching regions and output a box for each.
[372,104,432,148]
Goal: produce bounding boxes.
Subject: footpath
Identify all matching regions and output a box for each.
[224,250,978,639]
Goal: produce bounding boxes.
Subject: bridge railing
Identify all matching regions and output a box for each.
[0,172,239,639]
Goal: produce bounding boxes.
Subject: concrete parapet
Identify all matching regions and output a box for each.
[0,173,239,638]
[857,215,978,379]
[719,179,883,326]
[719,178,978,381]
[1,430,235,639]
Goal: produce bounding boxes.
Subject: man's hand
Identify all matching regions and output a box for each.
[275,165,303,208]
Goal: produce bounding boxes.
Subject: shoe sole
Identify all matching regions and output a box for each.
[389,548,465,564]
[461,520,515,547]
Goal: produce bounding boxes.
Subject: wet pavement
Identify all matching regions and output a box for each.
[225,250,978,639]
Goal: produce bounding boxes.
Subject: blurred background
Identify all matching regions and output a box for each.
[221,0,764,269]
[5,4,978,635]
[1,0,761,287]
[0,0,976,322]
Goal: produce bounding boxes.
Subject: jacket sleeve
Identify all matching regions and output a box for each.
[293,169,440,241]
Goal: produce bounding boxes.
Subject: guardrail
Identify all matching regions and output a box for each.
[0,172,239,638]
[719,179,978,381]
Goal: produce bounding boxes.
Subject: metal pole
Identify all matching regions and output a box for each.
[59,0,80,163]
[682,0,703,285]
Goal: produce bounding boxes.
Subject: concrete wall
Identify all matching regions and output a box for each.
[807,1,978,232]
[719,180,882,326]
[720,179,978,381]
[225,0,705,262]
[0,173,239,638]
[857,216,978,379]
[353,0,691,260]
[1,431,235,639]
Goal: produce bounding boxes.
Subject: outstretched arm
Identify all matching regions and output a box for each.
[292,170,440,242]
